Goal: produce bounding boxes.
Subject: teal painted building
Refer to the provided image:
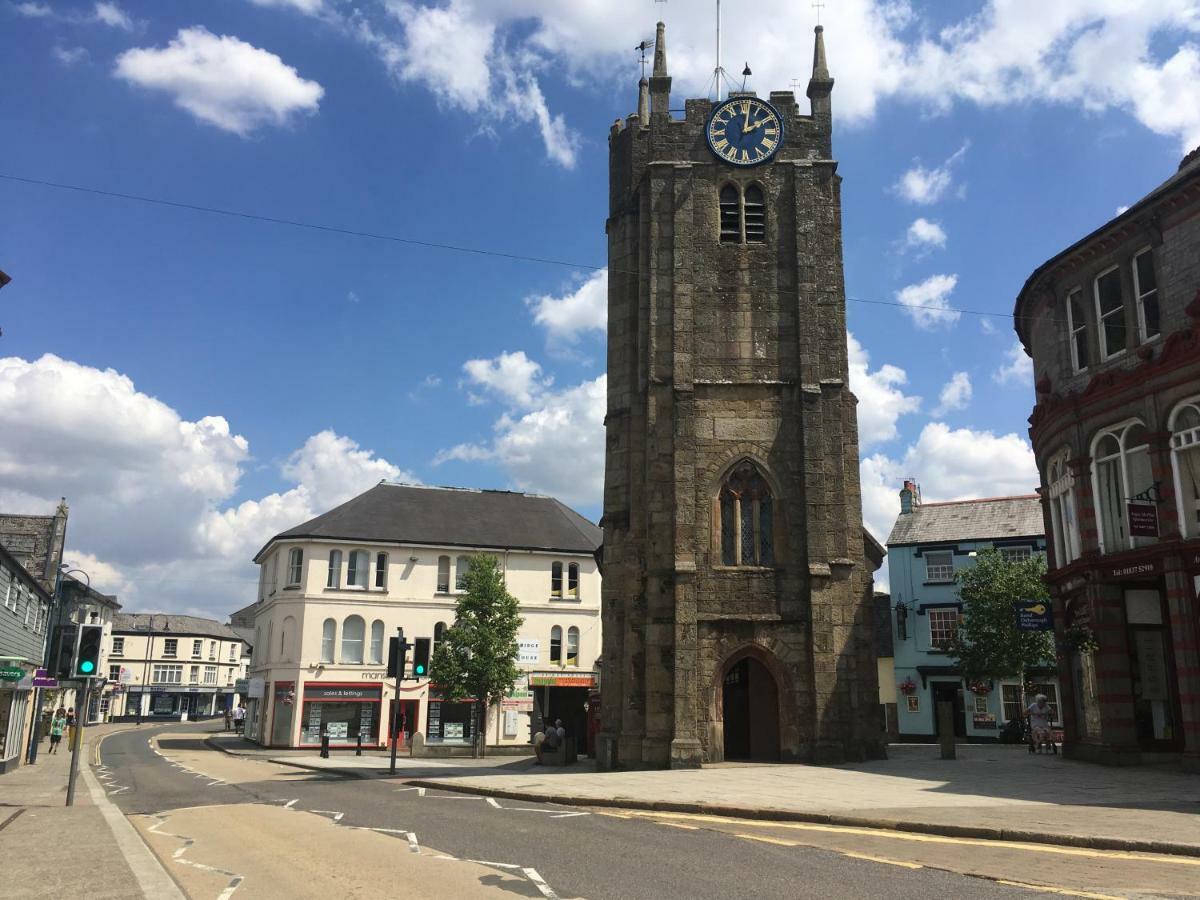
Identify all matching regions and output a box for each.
[886,482,1058,740]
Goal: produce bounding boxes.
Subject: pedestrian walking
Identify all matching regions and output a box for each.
[233,704,245,735]
[1026,694,1057,754]
[66,707,77,749]
[48,710,67,754]
[224,706,232,731]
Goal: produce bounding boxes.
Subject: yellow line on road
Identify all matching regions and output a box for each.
[600,810,1200,867]
[841,851,923,870]
[995,879,1124,900]
[734,833,800,847]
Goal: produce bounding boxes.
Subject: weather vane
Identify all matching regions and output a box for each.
[813,0,826,26]
[636,37,654,79]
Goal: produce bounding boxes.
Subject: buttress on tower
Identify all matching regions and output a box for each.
[598,23,885,769]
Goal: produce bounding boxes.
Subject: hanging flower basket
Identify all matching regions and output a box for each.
[968,681,991,695]
[898,677,917,696]
[1060,623,1099,655]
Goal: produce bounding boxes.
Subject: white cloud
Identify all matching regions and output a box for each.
[931,371,972,417]
[859,422,1038,542]
[895,143,969,204]
[993,339,1034,386]
[249,0,327,14]
[52,45,88,66]
[92,1,131,30]
[979,318,997,335]
[114,27,324,135]
[847,333,921,449]
[0,354,413,616]
[437,375,606,507]
[13,2,52,17]
[904,217,947,252]
[527,269,607,350]
[1116,204,1130,216]
[461,350,551,407]
[896,273,960,329]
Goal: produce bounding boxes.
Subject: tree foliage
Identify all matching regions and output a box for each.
[945,549,1055,684]
[428,554,523,756]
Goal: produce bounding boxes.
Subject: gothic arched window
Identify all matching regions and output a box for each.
[719,462,774,566]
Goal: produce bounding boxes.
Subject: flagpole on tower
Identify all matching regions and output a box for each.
[715,0,722,101]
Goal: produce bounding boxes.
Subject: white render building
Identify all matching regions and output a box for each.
[240,482,602,751]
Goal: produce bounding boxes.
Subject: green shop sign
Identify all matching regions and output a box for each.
[0,666,26,681]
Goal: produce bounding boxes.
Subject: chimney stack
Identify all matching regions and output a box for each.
[899,479,922,515]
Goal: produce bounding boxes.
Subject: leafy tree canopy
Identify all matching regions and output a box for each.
[946,549,1054,684]
[428,554,523,754]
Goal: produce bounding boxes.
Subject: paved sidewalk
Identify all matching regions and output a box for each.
[399,744,1200,857]
[0,723,182,899]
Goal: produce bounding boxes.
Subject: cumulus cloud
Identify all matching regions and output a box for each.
[896,273,961,329]
[437,375,606,507]
[994,339,1034,386]
[92,1,131,29]
[12,2,52,17]
[461,350,551,408]
[527,269,607,353]
[114,27,324,135]
[859,422,1039,542]
[847,333,921,449]
[931,371,972,418]
[894,143,969,204]
[249,0,327,13]
[903,217,947,253]
[0,354,413,616]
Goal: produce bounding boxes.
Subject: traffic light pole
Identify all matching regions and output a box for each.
[389,627,404,776]
[65,676,90,807]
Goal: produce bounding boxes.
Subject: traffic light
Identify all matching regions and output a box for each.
[387,635,409,679]
[75,624,103,678]
[412,638,431,679]
[50,624,77,680]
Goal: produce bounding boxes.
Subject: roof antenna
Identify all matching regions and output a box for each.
[741,63,751,92]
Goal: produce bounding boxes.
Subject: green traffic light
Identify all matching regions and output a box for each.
[79,660,95,674]
[415,665,425,675]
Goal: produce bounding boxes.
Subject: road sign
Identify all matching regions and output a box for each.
[0,666,24,681]
[1014,599,1054,631]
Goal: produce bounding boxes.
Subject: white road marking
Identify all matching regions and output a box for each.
[394,787,427,797]
[311,809,345,823]
[486,798,501,808]
[148,814,245,900]
[407,832,420,854]
[523,867,559,900]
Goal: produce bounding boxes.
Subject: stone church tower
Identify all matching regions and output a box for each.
[597,24,884,769]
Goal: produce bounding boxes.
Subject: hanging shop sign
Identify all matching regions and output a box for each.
[528,671,598,688]
[0,666,25,681]
[1127,503,1160,538]
[1013,600,1053,631]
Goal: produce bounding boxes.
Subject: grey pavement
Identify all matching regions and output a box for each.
[0,722,183,900]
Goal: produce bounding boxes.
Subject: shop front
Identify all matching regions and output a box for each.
[530,670,597,751]
[300,683,381,748]
[0,671,33,774]
[426,694,476,745]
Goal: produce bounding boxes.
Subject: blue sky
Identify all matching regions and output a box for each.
[2,0,1198,616]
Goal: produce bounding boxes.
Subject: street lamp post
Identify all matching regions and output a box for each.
[137,616,160,726]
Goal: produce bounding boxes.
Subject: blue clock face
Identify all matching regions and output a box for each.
[706,97,783,167]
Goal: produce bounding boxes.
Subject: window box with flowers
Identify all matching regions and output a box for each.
[898,677,918,696]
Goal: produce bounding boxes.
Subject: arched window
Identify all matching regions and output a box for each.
[568,563,580,599]
[436,555,450,593]
[1046,449,1081,568]
[1170,398,1200,538]
[550,625,563,663]
[287,548,303,586]
[326,550,342,589]
[347,550,370,588]
[341,615,365,664]
[719,184,740,243]
[1066,289,1089,373]
[321,618,336,663]
[455,555,471,591]
[719,461,774,566]
[433,621,447,655]
[551,561,563,598]
[743,184,765,242]
[1091,421,1153,553]
[281,615,296,661]
[566,626,580,666]
[369,619,384,664]
[374,552,388,589]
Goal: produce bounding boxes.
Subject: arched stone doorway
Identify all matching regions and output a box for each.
[721,655,781,761]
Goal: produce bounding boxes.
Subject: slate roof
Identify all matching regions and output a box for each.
[0,506,68,594]
[256,482,603,562]
[886,495,1044,546]
[112,613,243,641]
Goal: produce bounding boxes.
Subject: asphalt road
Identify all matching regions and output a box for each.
[97,722,1051,900]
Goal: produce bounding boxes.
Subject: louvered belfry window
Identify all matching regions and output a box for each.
[718,184,767,245]
[719,184,741,243]
[743,184,766,242]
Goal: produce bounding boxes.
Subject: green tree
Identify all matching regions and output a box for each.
[428,554,523,757]
[946,549,1055,688]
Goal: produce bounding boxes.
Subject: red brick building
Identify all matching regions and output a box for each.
[1014,146,1200,769]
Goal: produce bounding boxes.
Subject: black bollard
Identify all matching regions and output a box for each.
[356,733,363,756]
[320,732,330,759]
